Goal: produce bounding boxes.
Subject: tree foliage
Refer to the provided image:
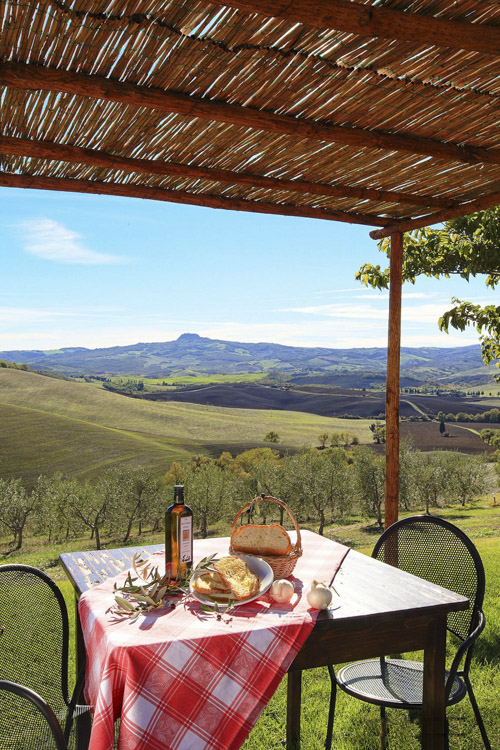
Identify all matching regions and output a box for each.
[264,431,280,443]
[356,207,500,372]
[0,444,490,550]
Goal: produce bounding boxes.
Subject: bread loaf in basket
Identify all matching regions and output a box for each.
[229,495,302,578]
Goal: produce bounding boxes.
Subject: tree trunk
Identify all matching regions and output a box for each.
[15,527,23,550]
[95,525,101,550]
[318,510,325,536]
[202,512,208,538]
[124,502,140,544]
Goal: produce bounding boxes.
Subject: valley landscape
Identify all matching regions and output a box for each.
[1,334,499,483]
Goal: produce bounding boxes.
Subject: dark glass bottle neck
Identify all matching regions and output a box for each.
[173,485,184,504]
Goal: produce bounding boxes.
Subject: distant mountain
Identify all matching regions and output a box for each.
[0,333,495,384]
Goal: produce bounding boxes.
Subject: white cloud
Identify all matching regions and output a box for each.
[282,302,388,319]
[0,306,79,323]
[282,299,460,325]
[17,219,127,265]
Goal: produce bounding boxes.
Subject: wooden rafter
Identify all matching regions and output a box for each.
[0,172,390,226]
[2,63,500,167]
[0,135,456,210]
[215,0,500,56]
[370,190,500,239]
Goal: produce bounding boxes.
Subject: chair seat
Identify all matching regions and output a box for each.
[337,659,466,709]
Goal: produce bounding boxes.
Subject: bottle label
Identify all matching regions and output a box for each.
[179,516,192,564]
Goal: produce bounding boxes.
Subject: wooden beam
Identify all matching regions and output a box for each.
[0,135,456,210]
[0,172,389,226]
[2,62,500,167]
[370,190,500,239]
[214,0,500,56]
[385,231,403,530]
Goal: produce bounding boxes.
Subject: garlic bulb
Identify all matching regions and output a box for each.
[270,578,294,604]
[306,580,333,610]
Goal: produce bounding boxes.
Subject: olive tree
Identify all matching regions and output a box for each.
[69,472,121,550]
[33,474,86,542]
[281,449,353,535]
[0,478,38,549]
[184,459,234,537]
[352,447,385,526]
[446,453,487,507]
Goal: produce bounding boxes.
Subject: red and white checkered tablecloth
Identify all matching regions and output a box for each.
[78,529,349,750]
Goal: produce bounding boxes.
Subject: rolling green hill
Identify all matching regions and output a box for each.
[0,369,372,483]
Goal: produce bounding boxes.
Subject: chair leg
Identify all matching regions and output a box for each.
[325,666,336,750]
[76,711,92,750]
[380,706,387,750]
[464,676,491,750]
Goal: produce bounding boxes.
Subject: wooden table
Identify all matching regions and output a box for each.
[60,531,468,749]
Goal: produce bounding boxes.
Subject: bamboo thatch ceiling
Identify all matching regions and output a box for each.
[1,0,499,237]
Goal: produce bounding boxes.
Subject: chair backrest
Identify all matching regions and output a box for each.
[0,565,70,716]
[372,515,485,642]
[0,680,67,750]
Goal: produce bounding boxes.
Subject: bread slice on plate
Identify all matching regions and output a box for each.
[231,524,292,556]
[192,555,260,601]
[215,556,260,600]
[191,570,230,597]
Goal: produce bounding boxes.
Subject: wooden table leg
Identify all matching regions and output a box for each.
[422,613,447,749]
[286,670,302,749]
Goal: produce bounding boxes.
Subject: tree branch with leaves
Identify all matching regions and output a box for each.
[356,207,500,374]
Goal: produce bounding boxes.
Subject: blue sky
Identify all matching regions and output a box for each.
[1,186,496,352]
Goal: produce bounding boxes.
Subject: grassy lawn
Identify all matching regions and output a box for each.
[3,503,499,749]
[0,368,374,482]
[109,373,269,387]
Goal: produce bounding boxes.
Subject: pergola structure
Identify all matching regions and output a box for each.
[1,0,499,526]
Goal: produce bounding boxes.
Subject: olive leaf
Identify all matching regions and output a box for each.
[113,553,221,619]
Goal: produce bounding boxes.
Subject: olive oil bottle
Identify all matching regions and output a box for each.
[165,484,193,580]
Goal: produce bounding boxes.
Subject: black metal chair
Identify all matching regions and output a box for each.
[326,515,490,750]
[0,564,91,749]
[0,679,68,749]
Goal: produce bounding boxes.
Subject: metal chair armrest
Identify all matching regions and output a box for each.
[0,679,67,750]
[445,610,485,699]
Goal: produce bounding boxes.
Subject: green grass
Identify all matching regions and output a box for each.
[0,369,374,481]
[110,372,269,386]
[3,502,499,749]
[0,401,194,482]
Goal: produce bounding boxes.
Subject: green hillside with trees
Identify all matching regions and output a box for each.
[0,368,373,482]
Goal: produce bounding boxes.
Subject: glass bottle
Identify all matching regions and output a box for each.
[165,484,193,580]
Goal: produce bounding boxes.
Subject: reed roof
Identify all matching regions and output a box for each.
[1,0,500,237]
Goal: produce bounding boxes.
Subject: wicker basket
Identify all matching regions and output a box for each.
[229,495,302,579]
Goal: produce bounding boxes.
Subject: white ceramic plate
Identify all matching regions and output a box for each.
[189,554,273,609]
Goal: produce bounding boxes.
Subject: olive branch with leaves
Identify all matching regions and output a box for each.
[113,553,233,620]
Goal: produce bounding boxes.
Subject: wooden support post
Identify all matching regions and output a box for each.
[385,232,403,529]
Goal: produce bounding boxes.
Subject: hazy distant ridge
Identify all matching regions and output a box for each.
[0,332,490,381]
